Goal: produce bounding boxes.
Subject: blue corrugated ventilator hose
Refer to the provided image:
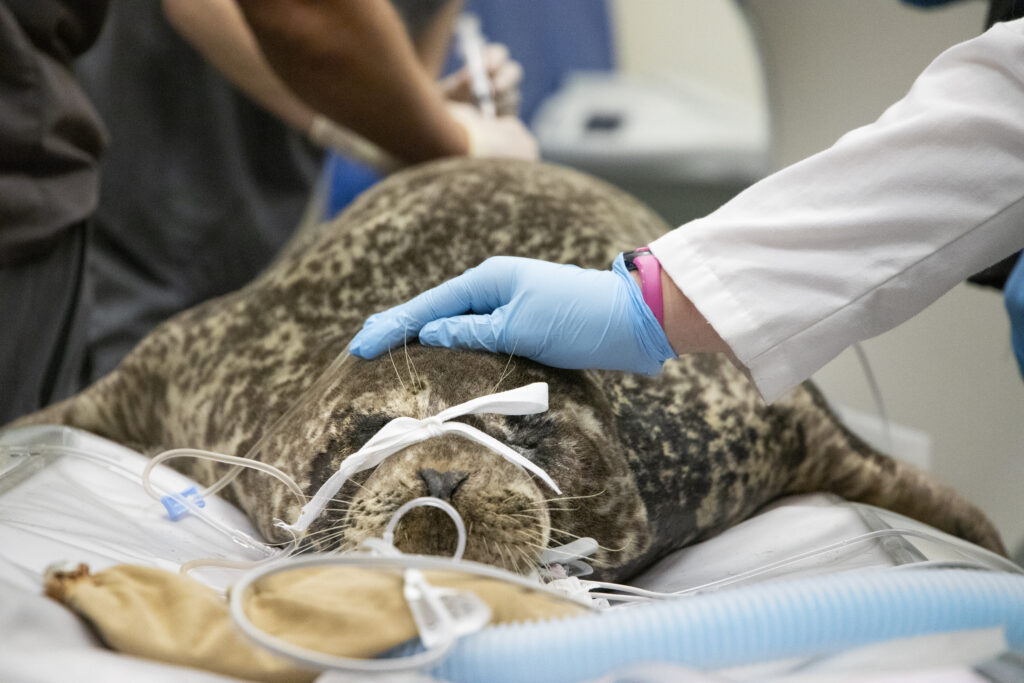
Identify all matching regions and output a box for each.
[430,567,1024,682]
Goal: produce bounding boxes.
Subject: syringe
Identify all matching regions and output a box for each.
[455,13,496,118]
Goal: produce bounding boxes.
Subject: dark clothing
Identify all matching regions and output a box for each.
[76,1,322,379]
[0,222,90,422]
[0,0,107,422]
[0,0,108,265]
[5,0,107,60]
[987,0,1024,26]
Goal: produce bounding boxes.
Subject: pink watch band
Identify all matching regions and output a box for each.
[627,247,664,327]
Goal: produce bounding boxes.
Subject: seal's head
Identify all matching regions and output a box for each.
[248,345,649,576]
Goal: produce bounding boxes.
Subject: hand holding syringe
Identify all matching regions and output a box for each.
[308,13,535,168]
[441,15,536,160]
[443,12,526,119]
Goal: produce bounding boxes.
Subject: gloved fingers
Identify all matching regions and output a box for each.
[482,43,511,76]
[488,55,522,95]
[482,45,521,116]
[350,267,495,358]
[449,103,538,160]
[440,74,518,117]
[491,65,522,117]
[419,309,510,355]
[438,70,471,102]
[445,44,515,89]
[494,92,520,118]
[491,116,537,159]
[440,43,521,115]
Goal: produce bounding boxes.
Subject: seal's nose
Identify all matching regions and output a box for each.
[418,468,469,501]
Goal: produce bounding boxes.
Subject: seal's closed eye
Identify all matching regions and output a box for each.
[346,413,393,451]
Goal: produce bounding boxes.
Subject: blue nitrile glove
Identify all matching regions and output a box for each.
[1004,255,1024,380]
[349,254,676,374]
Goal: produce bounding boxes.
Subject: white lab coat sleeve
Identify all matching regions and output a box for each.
[650,18,1024,403]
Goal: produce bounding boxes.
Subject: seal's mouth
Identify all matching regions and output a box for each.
[388,497,550,575]
[293,446,552,575]
[366,460,550,575]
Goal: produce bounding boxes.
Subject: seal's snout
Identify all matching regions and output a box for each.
[418,468,469,501]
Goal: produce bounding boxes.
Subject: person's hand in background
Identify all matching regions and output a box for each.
[349,254,676,374]
[440,41,536,160]
[440,43,523,117]
[306,39,536,170]
[446,102,538,160]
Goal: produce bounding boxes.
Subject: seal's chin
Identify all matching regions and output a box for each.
[388,502,549,575]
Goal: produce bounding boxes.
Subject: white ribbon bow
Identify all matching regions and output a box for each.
[284,382,560,533]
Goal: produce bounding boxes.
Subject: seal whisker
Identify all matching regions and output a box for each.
[498,492,522,506]
[491,341,518,394]
[535,489,608,504]
[519,538,613,568]
[301,530,351,550]
[504,542,529,574]
[496,542,511,569]
[261,537,305,548]
[386,347,407,394]
[546,527,627,554]
[402,325,421,390]
[505,512,545,522]
[298,524,351,541]
[316,506,355,514]
[499,516,550,547]
[326,491,360,503]
[516,545,541,575]
[299,523,354,544]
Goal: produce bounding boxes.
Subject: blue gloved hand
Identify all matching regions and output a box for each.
[348,254,677,374]
[1004,255,1024,380]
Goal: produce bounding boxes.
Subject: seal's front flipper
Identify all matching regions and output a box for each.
[1,369,146,449]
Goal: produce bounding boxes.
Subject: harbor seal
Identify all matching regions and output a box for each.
[7,158,1006,580]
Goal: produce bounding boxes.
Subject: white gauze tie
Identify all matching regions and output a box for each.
[282,382,560,533]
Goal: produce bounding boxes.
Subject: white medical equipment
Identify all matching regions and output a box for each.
[534,72,768,186]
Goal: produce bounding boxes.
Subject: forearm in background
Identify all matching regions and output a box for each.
[236,0,469,163]
[162,0,317,134]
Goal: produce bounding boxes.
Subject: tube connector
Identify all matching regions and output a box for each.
[161,485,206,521]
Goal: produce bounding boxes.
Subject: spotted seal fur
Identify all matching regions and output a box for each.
[8,158,1006,580]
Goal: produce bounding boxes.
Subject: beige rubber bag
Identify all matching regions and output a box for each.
[45,563,585,682]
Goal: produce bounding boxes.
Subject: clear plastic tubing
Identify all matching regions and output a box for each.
[582,526,1023,603]
[430,567,1024,682]
[384,497,468,561]
[0,443,272,555]
[141,448,306,508]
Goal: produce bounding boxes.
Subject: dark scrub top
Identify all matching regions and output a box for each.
[75,1,323,378]
[0,0,108,265]
[0,0,107,422]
